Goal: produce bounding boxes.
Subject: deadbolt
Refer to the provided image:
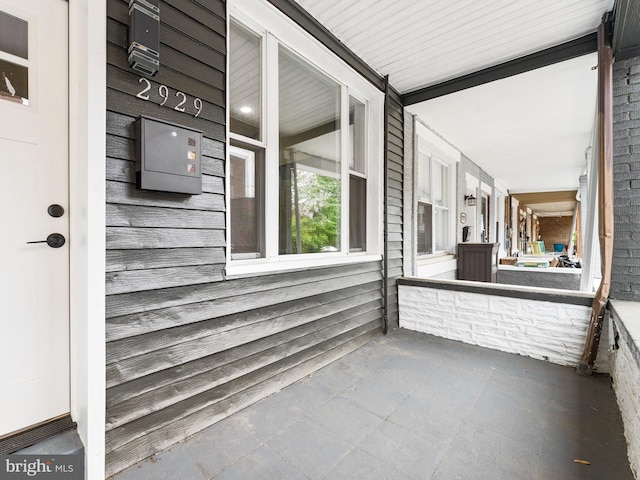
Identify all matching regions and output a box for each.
[26,233,66,248]
[47,204,65,218]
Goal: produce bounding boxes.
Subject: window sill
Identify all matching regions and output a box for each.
[416,253,456,278]
[417,253,455,265]
[225,253,383,279]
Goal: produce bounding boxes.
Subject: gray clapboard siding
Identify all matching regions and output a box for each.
[105,323,380,457]
[106,309,381,430]
[106,157,134,183]
[106,227,225,250]
[106,63,223,125]
[106,135,134,162]
[106,89,225,138]
[159,23,225,72]
[162,0,226,38]
[106,281,381,365]
[106,260,381,318]
[106,292,381,386]
[201,156,225,177]
[107,269,381,341]
[202,175,224,194]
[385,91,404,328]
[104,327,379,477]
[107,204,225,229]
[106,265,223,296]
[106,298,380,408]
[107,181,225,211]
[106,247,225,272]
[106,42,225,108]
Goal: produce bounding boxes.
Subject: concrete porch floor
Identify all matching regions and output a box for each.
[111,329,633,480]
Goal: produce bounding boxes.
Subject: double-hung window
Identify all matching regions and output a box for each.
[416,150,450,255]
[416,140,451,256]
[228,1,383,274]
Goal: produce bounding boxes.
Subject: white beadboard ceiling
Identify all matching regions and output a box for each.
[407,53,599,193]
[294,0,612,92]
[293,0,614,211]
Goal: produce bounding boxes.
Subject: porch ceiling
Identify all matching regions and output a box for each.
[406,53,599,194]
[293,0,614,203]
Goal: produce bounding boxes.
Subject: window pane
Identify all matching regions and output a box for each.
[229,21,261,140]
[434,207,448,251]
[230,145,264,257]
[350,175,366,251]
[349,97,365,174]
[417,202,432,255]
[278,46,341,254]
[417,150,431,203]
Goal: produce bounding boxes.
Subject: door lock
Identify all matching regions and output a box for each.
[27,233,66,248]
[47,204,65,218]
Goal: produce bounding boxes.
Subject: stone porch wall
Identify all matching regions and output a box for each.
[610,300,640,479]
[398,278,594,366]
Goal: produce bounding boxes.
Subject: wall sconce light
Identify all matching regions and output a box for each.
[464,194,476,206]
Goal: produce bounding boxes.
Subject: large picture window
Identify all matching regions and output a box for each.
[228,3,383,274]
[278,46,341,255]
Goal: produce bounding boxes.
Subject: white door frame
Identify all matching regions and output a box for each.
[68,1,106,478]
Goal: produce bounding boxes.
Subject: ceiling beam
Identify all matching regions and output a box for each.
[512,190,578,205]
[402,33,598,105]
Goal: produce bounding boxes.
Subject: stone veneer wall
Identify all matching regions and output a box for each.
[398,279,593,366]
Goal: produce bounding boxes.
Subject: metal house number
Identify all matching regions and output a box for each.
[136,78,203,117]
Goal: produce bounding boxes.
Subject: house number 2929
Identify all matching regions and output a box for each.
[136,78,203,118]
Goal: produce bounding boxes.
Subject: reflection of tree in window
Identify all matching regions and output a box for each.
[278,46,341,255]
[286,165,340,253]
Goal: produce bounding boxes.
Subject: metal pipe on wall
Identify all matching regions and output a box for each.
[382,75,390,334]
[578,13,614,375]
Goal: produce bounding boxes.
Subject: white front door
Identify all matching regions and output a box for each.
[0,0,69,436]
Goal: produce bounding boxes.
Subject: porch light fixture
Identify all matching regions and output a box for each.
[465,194,476,206]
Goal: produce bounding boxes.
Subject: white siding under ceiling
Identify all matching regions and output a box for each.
[294,0,614,93]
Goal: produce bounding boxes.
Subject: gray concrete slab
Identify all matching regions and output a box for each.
[111,330,633,480]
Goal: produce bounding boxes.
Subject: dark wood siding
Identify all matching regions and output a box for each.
[386,88,404,328]
[105,0,382,475]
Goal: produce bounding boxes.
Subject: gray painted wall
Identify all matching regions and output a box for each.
[611,54,640,301]
[105,0,387,474]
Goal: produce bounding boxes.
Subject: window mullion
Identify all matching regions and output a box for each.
[341,85,349,253]
[430,157,436,254]
[264,33,279,260]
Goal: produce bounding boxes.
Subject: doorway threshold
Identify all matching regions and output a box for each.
[0,414,76,454]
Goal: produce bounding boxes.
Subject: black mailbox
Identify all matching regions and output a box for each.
[135,116,202,194]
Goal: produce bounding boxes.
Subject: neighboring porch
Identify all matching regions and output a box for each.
[110,329,632,480]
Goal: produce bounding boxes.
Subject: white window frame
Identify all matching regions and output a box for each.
[414,122,458,259]
[226,0,384,277]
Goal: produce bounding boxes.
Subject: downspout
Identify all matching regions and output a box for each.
[578,13,614,375]
[382,75,390,334]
